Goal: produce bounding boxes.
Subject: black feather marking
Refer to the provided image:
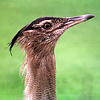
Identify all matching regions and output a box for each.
[32,17,56,24]
[9,21,34,55]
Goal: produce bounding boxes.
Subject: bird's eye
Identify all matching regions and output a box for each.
[43,23,52,30]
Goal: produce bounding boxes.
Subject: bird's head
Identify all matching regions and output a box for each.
[9,15,94,55]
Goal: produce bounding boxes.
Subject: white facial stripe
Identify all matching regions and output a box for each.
[33,20,52,27]
[39,20,52,25]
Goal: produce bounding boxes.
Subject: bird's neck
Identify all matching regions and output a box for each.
[24,50,56,100]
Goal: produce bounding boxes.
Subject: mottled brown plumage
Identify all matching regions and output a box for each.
[9,15,94,100]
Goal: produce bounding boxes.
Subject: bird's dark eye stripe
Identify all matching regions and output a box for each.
[34,27,41,29]
[25,27,41,31]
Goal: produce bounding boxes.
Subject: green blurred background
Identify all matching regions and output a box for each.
[0,0,99,100]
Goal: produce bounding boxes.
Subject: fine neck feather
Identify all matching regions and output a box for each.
[24,50,56,100]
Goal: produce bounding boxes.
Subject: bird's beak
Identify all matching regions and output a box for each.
[64,14,94,28]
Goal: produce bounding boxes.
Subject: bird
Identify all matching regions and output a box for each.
[9,15,94,100]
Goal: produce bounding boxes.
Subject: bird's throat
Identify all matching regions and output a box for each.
[24,51,56,100]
